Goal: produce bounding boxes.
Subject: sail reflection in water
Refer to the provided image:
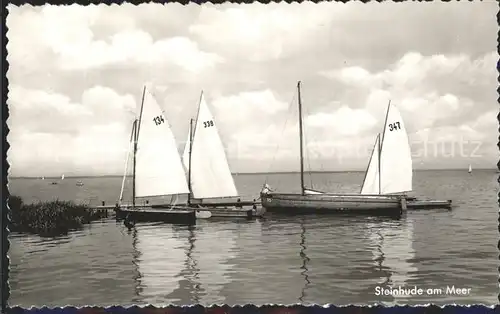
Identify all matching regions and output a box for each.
[133,223,190,305]
[190,222,237,304]
[132,222,238,305]
[367,218,418,299]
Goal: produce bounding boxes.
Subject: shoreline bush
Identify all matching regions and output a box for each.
[8,195,108,237]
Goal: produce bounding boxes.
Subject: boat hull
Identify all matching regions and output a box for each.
[260,192,403,217]
[116,202,264,220]
[115,206,196,225]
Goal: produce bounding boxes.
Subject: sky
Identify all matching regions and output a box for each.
[6,1,499,177]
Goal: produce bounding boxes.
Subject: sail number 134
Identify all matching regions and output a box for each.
[153,115,165,126]
[388,121,401,132]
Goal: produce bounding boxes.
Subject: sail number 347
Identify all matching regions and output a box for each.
[388,121,401,132]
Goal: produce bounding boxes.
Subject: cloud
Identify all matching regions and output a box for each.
[56,31,223,72]
[7,5,222,73]
[322,50,496,136]
[7,85,138,176]
[306,106,377,137]
[189,3,346,62]
[6,2,497,175]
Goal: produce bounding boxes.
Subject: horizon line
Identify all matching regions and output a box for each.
[8,168,498,179]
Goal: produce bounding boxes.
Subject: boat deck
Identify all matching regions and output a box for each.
[194,205,264,219]
[202,208,253,218]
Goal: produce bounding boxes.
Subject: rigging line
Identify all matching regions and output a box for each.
[264,91,298,184]
[300,93,314,189]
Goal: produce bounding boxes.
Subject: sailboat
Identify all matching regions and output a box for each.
[61,174,65,180]
[115,86,196,224]
[360,102,452,210]
[260,81,406,217]
[182,92,261,218]
[360,102,413,197]
[468,164,472,174]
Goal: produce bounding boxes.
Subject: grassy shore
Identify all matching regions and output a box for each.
[8,195,108,237]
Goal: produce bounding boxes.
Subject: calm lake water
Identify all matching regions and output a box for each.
[7,170,499,307]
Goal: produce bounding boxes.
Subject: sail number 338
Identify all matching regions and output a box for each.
[388,121,401,132]
[153,115,165,126]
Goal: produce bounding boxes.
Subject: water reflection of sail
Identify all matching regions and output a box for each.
[368,219,417,288]
[211,219,270,305]
[191,222,237,304]
[132,223,197,305]
[382,219,417,287]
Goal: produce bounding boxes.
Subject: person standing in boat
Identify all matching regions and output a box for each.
[261,183,273,194]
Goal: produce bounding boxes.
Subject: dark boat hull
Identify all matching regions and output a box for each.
[115,206,196,225]
[260,192,404,217]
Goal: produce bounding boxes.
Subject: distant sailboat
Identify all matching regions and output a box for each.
[260,81,405,217]
[360,101,413,196]
[50,174,64,185]
[468,164,472,174]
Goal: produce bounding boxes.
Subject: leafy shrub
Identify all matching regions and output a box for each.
[8,195,107,237]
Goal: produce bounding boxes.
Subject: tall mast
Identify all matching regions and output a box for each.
[119,121,136,205]
[359,133,380,194]
[132,86,147,208]
[187,118,194,205]
[378,100,391,194]
[297,81,305,195]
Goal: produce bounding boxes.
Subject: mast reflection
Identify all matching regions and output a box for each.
[130,226,143,304]
[298,217,310,303]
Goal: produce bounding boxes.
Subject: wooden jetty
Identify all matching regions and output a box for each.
[407,199,452,210]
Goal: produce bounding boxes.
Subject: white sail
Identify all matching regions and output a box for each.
[135,88,190,198]
[379,103,413,194]
[182,128,191,174]
[186,92,238,199]
[61,174,65,180]
[360,134,381,195]
[468,164,472,173]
